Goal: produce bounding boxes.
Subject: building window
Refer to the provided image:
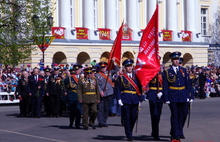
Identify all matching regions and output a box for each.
[201,8,208,36]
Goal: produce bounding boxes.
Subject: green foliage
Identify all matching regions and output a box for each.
[0,0,54,66]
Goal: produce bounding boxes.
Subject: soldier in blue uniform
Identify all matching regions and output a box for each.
[95,61,118,127]
[146,69,164,140]
[163,52,194,142]
[115,59,142,141]
[64,65,82,129]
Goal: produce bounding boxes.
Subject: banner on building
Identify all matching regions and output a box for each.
[76,27,88,39]
[98,28,111,40]
[135,5,160,88]
[162,30,173,41]
[34,36,55,52]
[122,24,132,41]
[51,27,65,39]
[182,31,192,42]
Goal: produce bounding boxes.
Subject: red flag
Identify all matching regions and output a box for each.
[107,22,123,70]
[135,5,160,87]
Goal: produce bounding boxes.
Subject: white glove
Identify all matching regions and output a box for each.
[166,101,170,104]
[187,98,190,102]
[118,99,123,106]
[157,92,163,99]
[190,99,193,103]
[138,102,141,107]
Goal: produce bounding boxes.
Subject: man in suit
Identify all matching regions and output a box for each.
[199,69,207,99]
[46,66,66,117]
[77,67,100,130]
[28,68,45,118]
[163,52,194,142]
[43,68,51,116]
[115,59,143,141]
[95,61,118,127]
[146,69,164,140]
[64,65,82,129]
[17,71,29,117]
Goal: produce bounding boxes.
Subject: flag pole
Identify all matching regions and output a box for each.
[103,21,124,92]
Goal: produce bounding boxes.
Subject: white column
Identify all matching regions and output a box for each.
[186,0,198,42]
[126,0,139,40]
[105,0,117,39]
[83,0,97,40]
[147,0,157,23]
[59,0,72,39]
[166,0,180,41]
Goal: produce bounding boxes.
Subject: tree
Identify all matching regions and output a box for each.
[0,0,54,66]
[205,7,220,44]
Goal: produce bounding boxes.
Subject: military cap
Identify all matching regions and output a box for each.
[84,67,93,74]
[69,69,75,74]
[169,51,181,59]
[122,59,134,66]
[44,68,51,72]
[53,66,60,71]
[179,57,184,64]
[73,64,83,70]
[99,62,108,68]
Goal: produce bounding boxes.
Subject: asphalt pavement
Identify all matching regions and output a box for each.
[0,97,220,142]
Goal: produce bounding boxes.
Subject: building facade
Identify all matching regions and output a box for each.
[30,0,220,67]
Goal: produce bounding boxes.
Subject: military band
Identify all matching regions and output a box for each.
[15,51,194,142]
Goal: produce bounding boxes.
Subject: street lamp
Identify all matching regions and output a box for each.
[32,15,53,69]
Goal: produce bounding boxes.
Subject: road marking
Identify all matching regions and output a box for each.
[0,128,67,142]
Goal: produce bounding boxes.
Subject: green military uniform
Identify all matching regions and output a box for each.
[77,67,100,130]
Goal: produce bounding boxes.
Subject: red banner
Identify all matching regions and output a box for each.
[98,28,111,40]
[182,30,192,42]
[107,23,123,70]
[162,30,173,41]
[76,27,88,39]
[135,5,160,87]
[51,27,65,39]
[122,24,132,41]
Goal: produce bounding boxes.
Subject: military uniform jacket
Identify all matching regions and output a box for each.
[64,75,79,101]
[163,66,193,102]
[115,73,142,105]
[46,74,66,96]
[77,77,100,104]
[95,71,114,97]
[147,73,164,103]
[17,78,29,97]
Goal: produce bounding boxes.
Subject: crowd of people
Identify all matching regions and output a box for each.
[0,55,220,142]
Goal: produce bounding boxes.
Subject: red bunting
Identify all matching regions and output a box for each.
[135,5,160,87]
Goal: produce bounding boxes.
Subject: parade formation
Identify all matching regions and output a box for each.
[1,1,219,142]
[0,51,194,142]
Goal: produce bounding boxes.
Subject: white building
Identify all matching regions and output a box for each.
[29,0,220,67]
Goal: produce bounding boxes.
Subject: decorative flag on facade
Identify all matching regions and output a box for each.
[135,5,160,87]
[107,22,124,70]
[34,36,55,52]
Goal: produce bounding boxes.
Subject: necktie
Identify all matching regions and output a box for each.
[176,68,179,74]
[35,75,38,83]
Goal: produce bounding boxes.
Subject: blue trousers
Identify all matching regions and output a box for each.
[68,101,81,127]
[97,95,112,125]
[122,104,138,138]
[169,102,188,139]
[149,101,163,137]
[31,96,42,117]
